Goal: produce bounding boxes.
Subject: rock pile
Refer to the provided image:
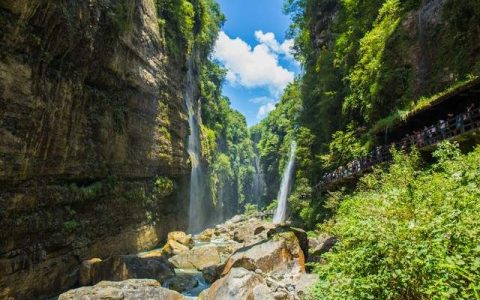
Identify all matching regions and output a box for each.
[59,279,185,300]
[60,214,325,299]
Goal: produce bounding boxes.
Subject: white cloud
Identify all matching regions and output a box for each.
[214,31,295,96]
[254,31,295,61]
[257,102,277,120]
[249,96,276,104]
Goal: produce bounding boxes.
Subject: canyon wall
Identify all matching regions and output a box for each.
[0,0,191,298]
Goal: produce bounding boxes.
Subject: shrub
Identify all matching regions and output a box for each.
[154,176,174,197]
[244,203,259,216]
[63,220,80,232]
[310,142,480,299]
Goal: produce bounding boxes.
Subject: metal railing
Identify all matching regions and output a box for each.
[316,106,480,190]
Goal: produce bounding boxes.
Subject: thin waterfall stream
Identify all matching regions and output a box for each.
[185,59,207,234]
[252,151,266,204]
[273,141,297,224]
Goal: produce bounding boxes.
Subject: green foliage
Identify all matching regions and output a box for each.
[253,81,322,224]
[199,60,256,214]
[155,0,224,62]
[200,124,216,164]
[321,125,367,170]
[69,181,105,202]
[310,143,480,299]
[109,0,135,34]
[265,199,279,212]
[195,0,226,57]
[154,176,174,197]
[279,0,480,186]
[344,0,403,122]
[244,203,259,216]
[63,220,80,232]
[255,82,303,200]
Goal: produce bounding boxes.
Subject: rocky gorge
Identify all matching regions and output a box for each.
[58,214,326,299]
[2,0,479,298]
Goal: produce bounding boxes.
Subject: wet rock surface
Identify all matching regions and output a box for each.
[59,279,186,300]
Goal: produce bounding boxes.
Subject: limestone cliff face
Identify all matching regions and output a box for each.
[0,0,191,298]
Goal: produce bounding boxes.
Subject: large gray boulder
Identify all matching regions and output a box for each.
[59,279,185,300]
[222,231,306,276]
[267,226,309,261]
[199,267,274,300]
[169,244,222,270]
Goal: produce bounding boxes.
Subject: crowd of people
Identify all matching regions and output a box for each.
[320,104,480,186]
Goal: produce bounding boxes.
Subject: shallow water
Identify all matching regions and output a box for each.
[163,269,211,299]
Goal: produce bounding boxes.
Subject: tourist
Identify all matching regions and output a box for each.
[423,126,430,145]
[376,146,382,162]
[430,125,437,144]
[456,113,464,134]
[439,119,446,139]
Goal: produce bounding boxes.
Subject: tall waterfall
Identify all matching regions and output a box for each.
[273,141,297,224]
[186,59,207,234]
[252,153,266,204]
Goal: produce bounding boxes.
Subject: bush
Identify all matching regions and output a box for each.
[310,142,480,299]
[154,176,174,197]
[63,220,80,232]
[244,203,259,216]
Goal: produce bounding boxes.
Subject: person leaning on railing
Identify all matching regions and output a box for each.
[439,119,447,139]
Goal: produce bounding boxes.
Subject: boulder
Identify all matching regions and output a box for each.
[59,279,185,300]
[290,273,318,297]
[79,255,175,286]
[309,235,337,263]
[138,249,164,259]
[161,239,190,256]
[168,231,194,248]
[232,218,274,244]
[197,228,216,242]
[169,245,222,270]
[79,258,103,286]
[228,215,245,224]
[222,231,306,276]
[267,226,309,261]
[199,267,274,300]
[201,263,225,283]
[165,274,199,293]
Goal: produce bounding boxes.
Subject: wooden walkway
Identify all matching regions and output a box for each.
[316,106,480,190]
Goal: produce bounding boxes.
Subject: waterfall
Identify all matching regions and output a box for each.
[252,152,266,204]
[186,59,207,234]
[273,141,297,224]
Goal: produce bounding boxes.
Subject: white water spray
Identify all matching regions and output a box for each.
[273,141,297,224]
[186,60,206,233]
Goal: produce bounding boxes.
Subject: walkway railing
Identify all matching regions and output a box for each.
[316,106,480,190]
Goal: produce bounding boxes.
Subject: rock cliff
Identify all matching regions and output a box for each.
[0,0,192,298]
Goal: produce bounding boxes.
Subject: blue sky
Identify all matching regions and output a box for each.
[214,0,300,126]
